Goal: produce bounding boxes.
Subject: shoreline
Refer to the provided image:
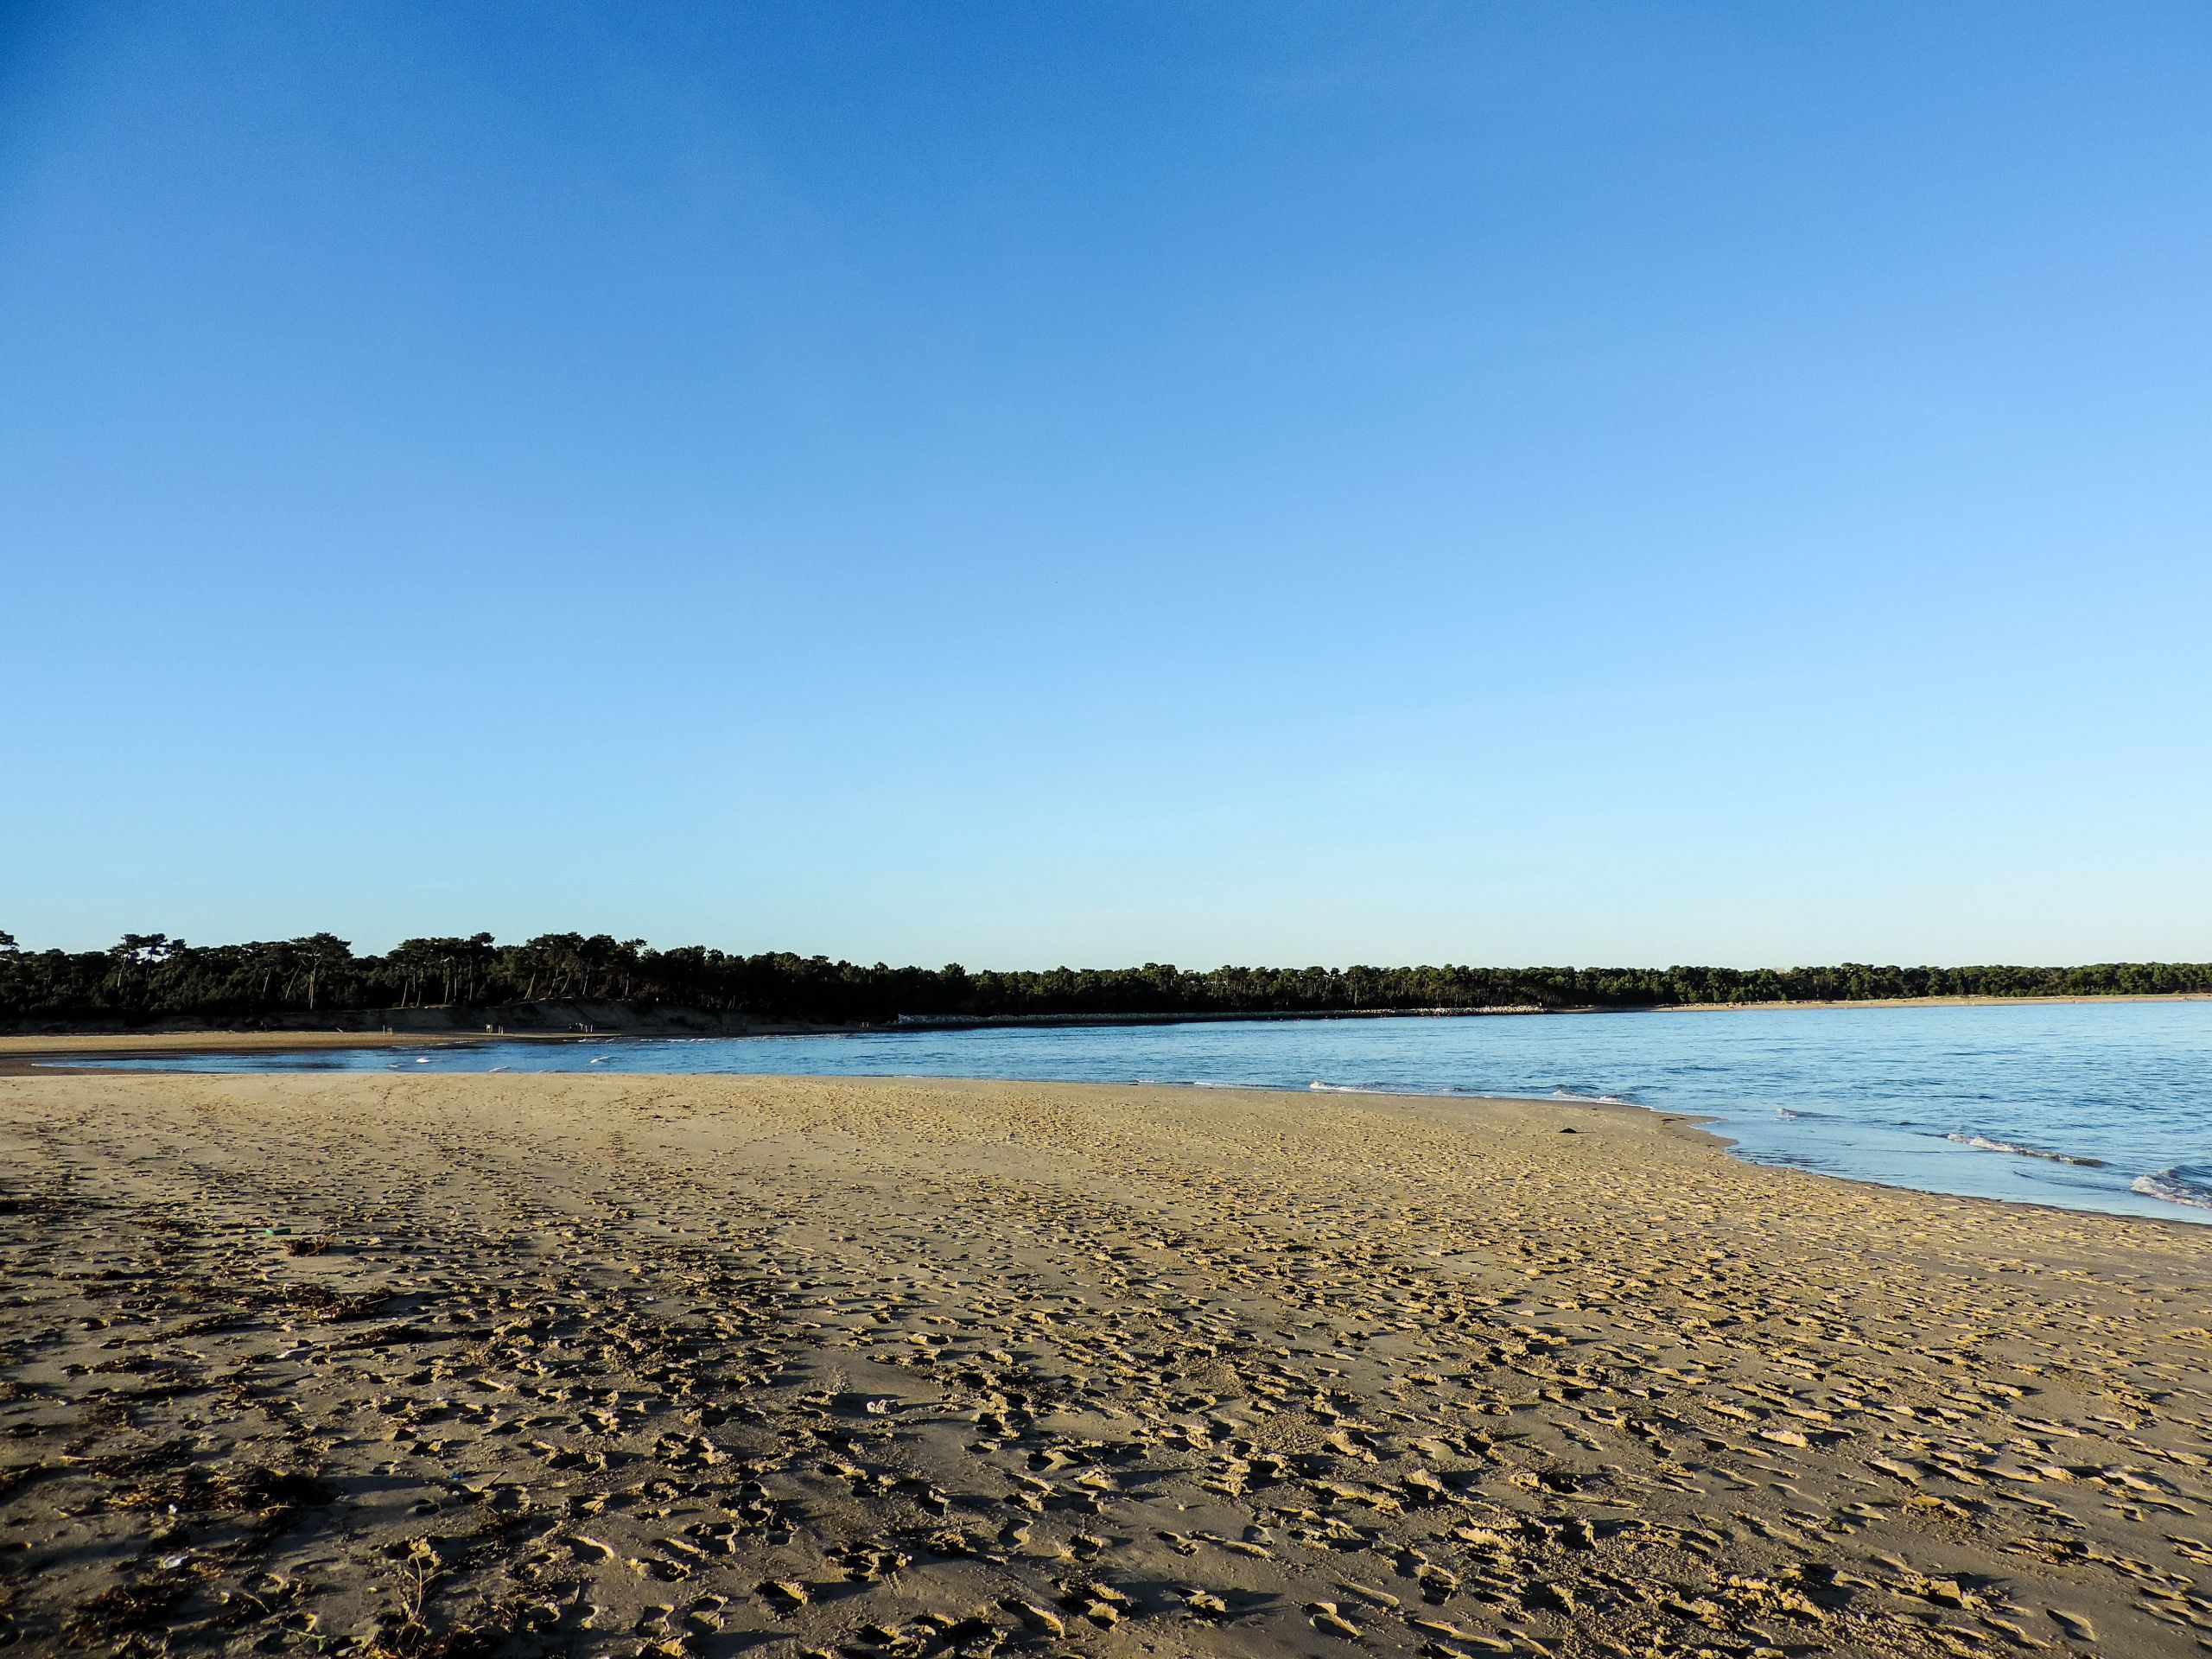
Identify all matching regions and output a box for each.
[3,1069,2208,1656]
[1651,988,2212,1012]
[13,1029,2207,1231]
[2,983,2205,1064]
[0,986,2202,1052]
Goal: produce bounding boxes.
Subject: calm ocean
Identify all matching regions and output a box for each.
[54,1000,2212,1224]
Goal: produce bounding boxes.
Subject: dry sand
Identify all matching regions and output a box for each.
[2,1071,2209,1658]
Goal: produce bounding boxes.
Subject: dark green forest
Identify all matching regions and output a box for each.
[2,929,2206,1028]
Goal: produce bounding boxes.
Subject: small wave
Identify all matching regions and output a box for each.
[1551,1087,1633,1107]
[1944,1134,2107,1167]
[1310,1080,1394,1095]
[2133,1166,2212,1210]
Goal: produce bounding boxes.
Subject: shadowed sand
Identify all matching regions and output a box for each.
[3,1073,2209,1657]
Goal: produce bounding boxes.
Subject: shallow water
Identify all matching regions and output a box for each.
[52,1001,2212,1224]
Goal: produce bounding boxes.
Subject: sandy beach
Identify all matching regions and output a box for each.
[3,1071,2209,1657]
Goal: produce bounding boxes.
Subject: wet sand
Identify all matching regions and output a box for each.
[3,1071,2209,1657]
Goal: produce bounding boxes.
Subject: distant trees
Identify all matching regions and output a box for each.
[388,934,500,1007]
[1,929,2208,1028]
[292,934,350,1012]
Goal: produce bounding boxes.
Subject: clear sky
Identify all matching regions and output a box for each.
[3,2,2208,968]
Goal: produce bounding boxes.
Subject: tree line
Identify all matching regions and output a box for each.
[1,928,2206,1027]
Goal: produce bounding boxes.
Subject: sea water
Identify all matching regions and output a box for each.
[51,1000,2212,1224]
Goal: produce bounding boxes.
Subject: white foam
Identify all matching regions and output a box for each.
[2132,1166,2212,1210]
[1945,1133,2107,1167]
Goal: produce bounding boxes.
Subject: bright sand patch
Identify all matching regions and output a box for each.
[3,1071,2209,1656]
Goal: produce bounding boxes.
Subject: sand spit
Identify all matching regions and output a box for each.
[3,1073,2209,1658]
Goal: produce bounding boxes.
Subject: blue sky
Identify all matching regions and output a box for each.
[3,2,2208,967]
